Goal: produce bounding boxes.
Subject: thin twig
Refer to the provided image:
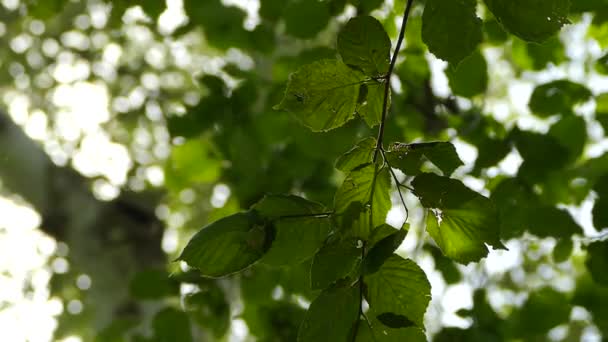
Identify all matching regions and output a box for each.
[276,212,333,220]
[381,149,409,222]
[373,0,416,163]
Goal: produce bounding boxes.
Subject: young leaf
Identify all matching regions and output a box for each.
[528,80,592,117]
[364,254,431,328]
[337,15,391,76]
[298,283,360,342]
[253,195,331,267]
[412,173,505,264]
[335,137,376,172]
[334,164,392,238]
[274,59,366,132]
[387,142,463,176]
[178,212,271,277]
[422,0,482,65]
[586,241,608,286]
[484,0,570,43]
[310,237,362,289]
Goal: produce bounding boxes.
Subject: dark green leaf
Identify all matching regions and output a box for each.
[355,313,426,342]
[253,195,331,267]
[364,254,431,328]
[593,197,608,230]
[310,237,362,289]
[422,0,482,64]
[363,225,408,274]
[446,50,488,98]
[334,163,392,237]
[185,287,230,337]
[129,269,178,300]
[512,129,570,182]
[275,60,366,132]
[548,115,587,163]
[597,53,608,74]
[427,245,462,284]
[368,223,402,247]
[298,283,360,342]
[596,93,608,132]
[528,80,592,117]
[412,173,505,263]
[338,15,391,76]
[553,238,573,263]
[507,287,571,337]
[586,241,608,286]
[284,0,330,39]
[387,141,463,176]
[152,308,193,342]
[178,212,271,277]
[484,0,570,42]
[335,137,376,172]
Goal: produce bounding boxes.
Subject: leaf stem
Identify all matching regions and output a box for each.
[276,212,333,220]
[381,149,410,222]
[373,0,416,163]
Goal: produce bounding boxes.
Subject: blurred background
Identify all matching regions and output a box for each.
[1,0,608,341]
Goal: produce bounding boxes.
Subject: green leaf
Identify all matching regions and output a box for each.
[253,195,332,267]
[387,142,463,176]
[596,93,608,132]
[357,81,387,127]
[446,50,488,98]
[368,223,402,247]
[298,283,360,342]
[165,138,222,189]
[334,163,392,237]
[512,129,570,182]
[275,60,366,132]
[412,173,505,263]
[508,287,571,337]
[363,225,408,274]
[422,0,482,64]
[284,0,330,39]
[337,15,391,76]
[310,237,362,289]
[185,287,230,337]
[427,245,462,284]
[593,197,608,230]
[364,254,431,328]
[528,80,592,117]
[553,238,573,263]
[178,212,271,277]
[484,0,571,42]
[586,240,608,286]
[335,137,376,172]
[355,313,427,342]
[597,52,608,74]
[129,269,178,300]
[548,115,587,163]
[152,308,193,342]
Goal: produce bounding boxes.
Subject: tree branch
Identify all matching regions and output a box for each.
[373,0,416,162]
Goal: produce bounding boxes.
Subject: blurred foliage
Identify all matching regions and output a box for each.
[1,0,608,341]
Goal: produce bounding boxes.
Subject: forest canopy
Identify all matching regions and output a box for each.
[1,0,608,341]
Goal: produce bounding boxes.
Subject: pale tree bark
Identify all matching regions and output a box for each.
[0,111,165,332]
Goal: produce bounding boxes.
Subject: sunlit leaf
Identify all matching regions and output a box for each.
[412,173,505,263]
[364,254,431,328]
[338,15,391,76]
[275,60,366,131]
[178,212,271,277]
[253,195,331,267]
